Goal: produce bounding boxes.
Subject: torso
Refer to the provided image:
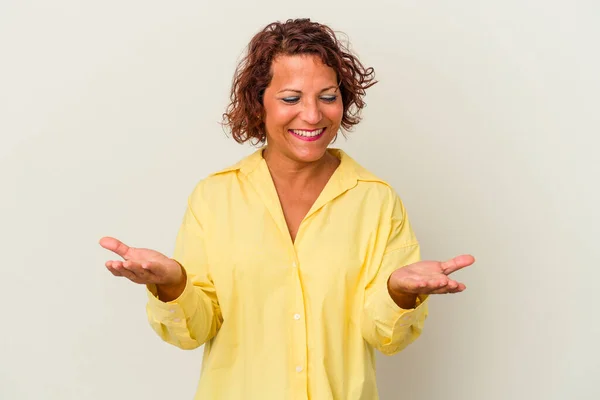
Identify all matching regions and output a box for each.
[193,148,405,399]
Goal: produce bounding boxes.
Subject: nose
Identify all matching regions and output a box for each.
[300,99,323,125]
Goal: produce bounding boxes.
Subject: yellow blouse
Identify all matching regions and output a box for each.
[146,148,428,399]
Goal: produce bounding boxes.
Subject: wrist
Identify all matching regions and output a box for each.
[387,276,418,309]
[156,262,187,302]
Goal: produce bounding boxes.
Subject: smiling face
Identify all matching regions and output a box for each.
[262,54,343,164]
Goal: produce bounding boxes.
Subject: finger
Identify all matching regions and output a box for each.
[444,281,464,293]
[107,261,127,277]
[430,281,466,294]
[440,254,476,275]
[122,260,156,281]
[112,262,143,283]
[402,275,447,293]
[445,279,459,291]
[123,260,143,273]
[427,276,449,289]
[430,287,452,294]
[402,276,433,292]
[106,262,122,277]
[99,237,132,260]
[136,260,164,275]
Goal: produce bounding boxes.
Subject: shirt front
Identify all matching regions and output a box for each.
[146,148,428,399]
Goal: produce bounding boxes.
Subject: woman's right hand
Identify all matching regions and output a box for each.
[99,236,186,300]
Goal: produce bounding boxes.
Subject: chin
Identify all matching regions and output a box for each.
[290,137,336,163]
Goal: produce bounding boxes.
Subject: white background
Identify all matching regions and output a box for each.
[1,1,598,399]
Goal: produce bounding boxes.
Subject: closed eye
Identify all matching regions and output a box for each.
[282,97,300,104]
[281,95,338,105]
[320,95,337,103]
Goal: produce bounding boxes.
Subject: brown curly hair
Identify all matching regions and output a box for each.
[222,18,377,145]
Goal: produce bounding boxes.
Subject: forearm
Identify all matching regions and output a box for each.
[361,287,428,355]
[361,273,428,355]
[146,264,222,349]
[146,279,221,350]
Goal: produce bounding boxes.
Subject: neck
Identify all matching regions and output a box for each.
[263,148,339,188]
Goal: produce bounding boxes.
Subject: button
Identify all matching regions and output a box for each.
[173,318,181,323]
[292,261,297,268]
[293,313,301,320]
[296,366,303,372]
[169,309,176,313]
[402,314,412,321]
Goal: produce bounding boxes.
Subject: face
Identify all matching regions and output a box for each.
[262,54,343,164]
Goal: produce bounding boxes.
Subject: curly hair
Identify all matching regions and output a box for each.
[221,18,377,145]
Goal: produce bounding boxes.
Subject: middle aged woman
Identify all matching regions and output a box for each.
[100,18,476,400]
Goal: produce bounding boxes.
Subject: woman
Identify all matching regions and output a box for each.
[100,18,475,399]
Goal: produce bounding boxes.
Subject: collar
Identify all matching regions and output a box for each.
[210,147,387,186]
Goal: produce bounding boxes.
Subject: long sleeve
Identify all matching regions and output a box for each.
[145,185,222,350]
[361,192,429,356]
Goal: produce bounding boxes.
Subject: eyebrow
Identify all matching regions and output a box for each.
[277,85,339,94]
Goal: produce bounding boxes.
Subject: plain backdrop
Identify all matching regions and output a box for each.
[1,1,598,399]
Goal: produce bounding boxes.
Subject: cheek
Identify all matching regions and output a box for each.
[326,103,344,124]
[266,106,296,130]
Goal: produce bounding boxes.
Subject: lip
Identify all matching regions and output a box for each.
[288,127,326,142]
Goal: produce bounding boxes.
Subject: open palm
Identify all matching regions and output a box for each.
[389,254,475,295]
[99,236,183,286]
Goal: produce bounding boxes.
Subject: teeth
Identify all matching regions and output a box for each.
[291,128,324,137]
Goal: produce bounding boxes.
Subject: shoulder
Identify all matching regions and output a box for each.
[339,152,414,233]
[338,150,416,227]
[336,149,402,205]
[189,148,262,196]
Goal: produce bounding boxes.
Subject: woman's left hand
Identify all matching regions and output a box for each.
[388,254,476,295]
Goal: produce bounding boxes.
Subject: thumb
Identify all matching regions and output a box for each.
[440,254,476,275]
[99,236,131,260]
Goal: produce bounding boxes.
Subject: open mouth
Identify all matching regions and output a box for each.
[288,127,325,142]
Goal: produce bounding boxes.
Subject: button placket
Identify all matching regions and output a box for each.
[290,253,308,392]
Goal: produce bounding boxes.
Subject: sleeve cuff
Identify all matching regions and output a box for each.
[146,277,197,322]
[369,279,429,327]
